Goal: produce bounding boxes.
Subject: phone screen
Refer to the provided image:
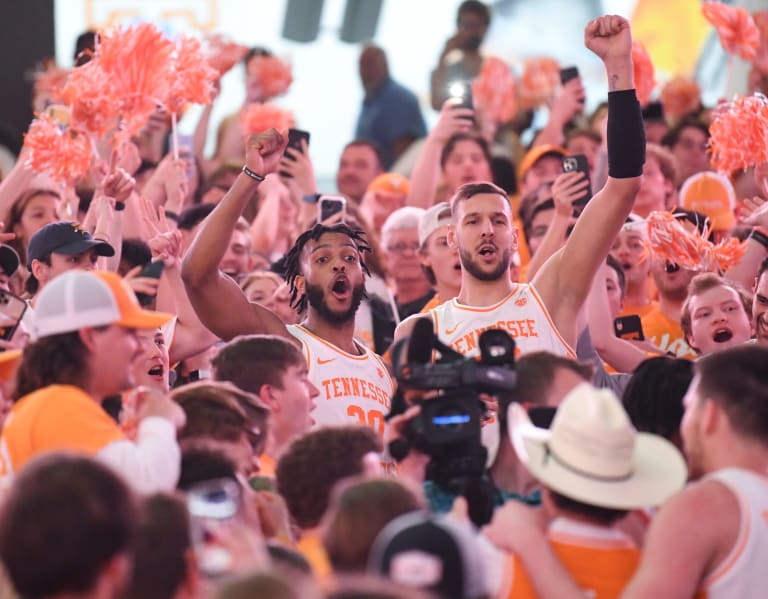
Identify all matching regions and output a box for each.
[562,154,593,206]
[614,315,645,341]
[448,81,474,113]
[0,290,27,341]
[560,66,580,86]
[318,195,346,222]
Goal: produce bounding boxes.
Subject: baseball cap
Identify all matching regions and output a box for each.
[419,202,452,248]
[33,270,172,339]
[517,144,567,181]
[27,221,115,269]
[367,173,411,196]
[678,172,736,232]
[0,245,19,277]
[368,511,489,599]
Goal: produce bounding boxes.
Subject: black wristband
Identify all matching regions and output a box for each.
[242,165,265,182]
[607,89,646,179]
[750,228,768,250]
[164,210,179,222]
[114,201,126,211]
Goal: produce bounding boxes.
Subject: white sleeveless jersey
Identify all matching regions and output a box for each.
[287,325,394,438]
[698,468,768,598]
[427,284,575,359]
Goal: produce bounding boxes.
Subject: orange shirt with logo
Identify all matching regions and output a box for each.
[641,307,697,360]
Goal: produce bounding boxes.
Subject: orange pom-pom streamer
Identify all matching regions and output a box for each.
[702,2,760,61]
[205,34,249,75]
[97,22,175,138]
[519,57,560,109]
[632,42,656,107]
[646,211,747,272]
[472,56,517,123]
[246,55,293,100]
[59,60,118,138]
[240,103,295,137]
[167,35,218,114]
[33,62,70,97]
[660,76,701,122]
[24,112,92,185]
[708,93,768,174]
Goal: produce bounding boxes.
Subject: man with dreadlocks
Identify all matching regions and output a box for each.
[182,130,394,435]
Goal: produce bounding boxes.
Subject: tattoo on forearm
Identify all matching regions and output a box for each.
[610,74,619,91]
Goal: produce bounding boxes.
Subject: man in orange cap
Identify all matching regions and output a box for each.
[0,270,185,493]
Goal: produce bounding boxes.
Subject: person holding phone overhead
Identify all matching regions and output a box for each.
[182,131,394,438]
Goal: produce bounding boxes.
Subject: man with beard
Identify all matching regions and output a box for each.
[183,131,393,433]
[336,140,384,204]
[396,15,643,361]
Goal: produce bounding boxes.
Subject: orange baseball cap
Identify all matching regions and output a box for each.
[367,173,411,196]
[32,270,172,339]
[679,172,736,232]
[517,144,567,181]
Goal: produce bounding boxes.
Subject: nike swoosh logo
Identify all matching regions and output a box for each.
[444,325,460,335]
[317,357,337,365]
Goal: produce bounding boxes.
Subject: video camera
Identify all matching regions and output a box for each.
[388,318,517,525]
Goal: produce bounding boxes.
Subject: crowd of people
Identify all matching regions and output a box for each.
[0,3,766,599]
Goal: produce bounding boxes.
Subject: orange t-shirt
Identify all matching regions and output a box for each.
[618,301,658,319]
[0,385,125,475]
[297,530,332,580]
[499,519,641,599]
[641,307,697,360]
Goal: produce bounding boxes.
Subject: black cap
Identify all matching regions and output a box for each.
[26,221,115,269]
[0,245,19,277]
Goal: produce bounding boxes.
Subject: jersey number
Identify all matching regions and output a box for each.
[347,405,385,436]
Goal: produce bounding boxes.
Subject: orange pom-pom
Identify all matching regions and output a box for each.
[59,61,118,137]
[205,34,249,75]
[646,211,747,272]
[708,93,768,174]
[246,55,293,100]
[167,34,218,114]
[472,56,517,124]
[24,112,92,185]
[240,103,295,137]
[519,57,560,109]
[702,1,760,61]
[632,42,656,107]
[33,62,70,98]
[660,76,701,122]
[97,22,175,137]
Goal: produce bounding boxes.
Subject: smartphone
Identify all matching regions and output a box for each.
[0,289,27,342]
[280,128,310,178]
[135,260,165,307]
[559,66,580,86]
[447,80,474,114]
[187,478,242,578]
[614,315,645,341]
[562,154,593,206]
[318,195,346,222]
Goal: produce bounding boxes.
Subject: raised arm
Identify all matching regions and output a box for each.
[535,16,643,346]
[181,129,293,342]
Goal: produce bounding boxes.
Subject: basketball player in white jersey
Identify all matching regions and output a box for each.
[182,131,393,434]
[395,15,644,361]
[488,345,768,598]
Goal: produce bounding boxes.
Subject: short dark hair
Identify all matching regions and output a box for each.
[213,334,304,393]
[14,331,90,400]
[121,238,152,272]
[0,454,136,599]
[622,357,692,442]
[177,203,216,231]
[440,132,492,172]
[242,46,272,66]
[177,445,238,491]
[548,489,628,526]
[660,116,710,149]
[449,181,508,218]
[173,381,257,445]
[123,494,190,599]
[457,0,491,26]
[276,426,382,529]
[694,345,768,443]
[342,139,385,171]
[605,254,626,299]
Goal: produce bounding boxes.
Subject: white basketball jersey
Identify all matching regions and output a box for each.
[428,284,575,359]
[287,325,394,438]
[699,468,768,598]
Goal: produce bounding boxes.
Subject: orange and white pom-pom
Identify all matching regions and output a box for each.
[59,60,117,137]
[632,42,656,107]
[240,103,294,137]
[246,55,293,100]
[24,112,92,185]
[518,56,560,109]
[708,93,768,174]
[660,76,701,122]
[702,1,760,61]
[167,34,218,114]
[97,22,175,136]
[646,211,747,272]
[205,34,249,75]
[33,62,70,97]
[472,56,517,124]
